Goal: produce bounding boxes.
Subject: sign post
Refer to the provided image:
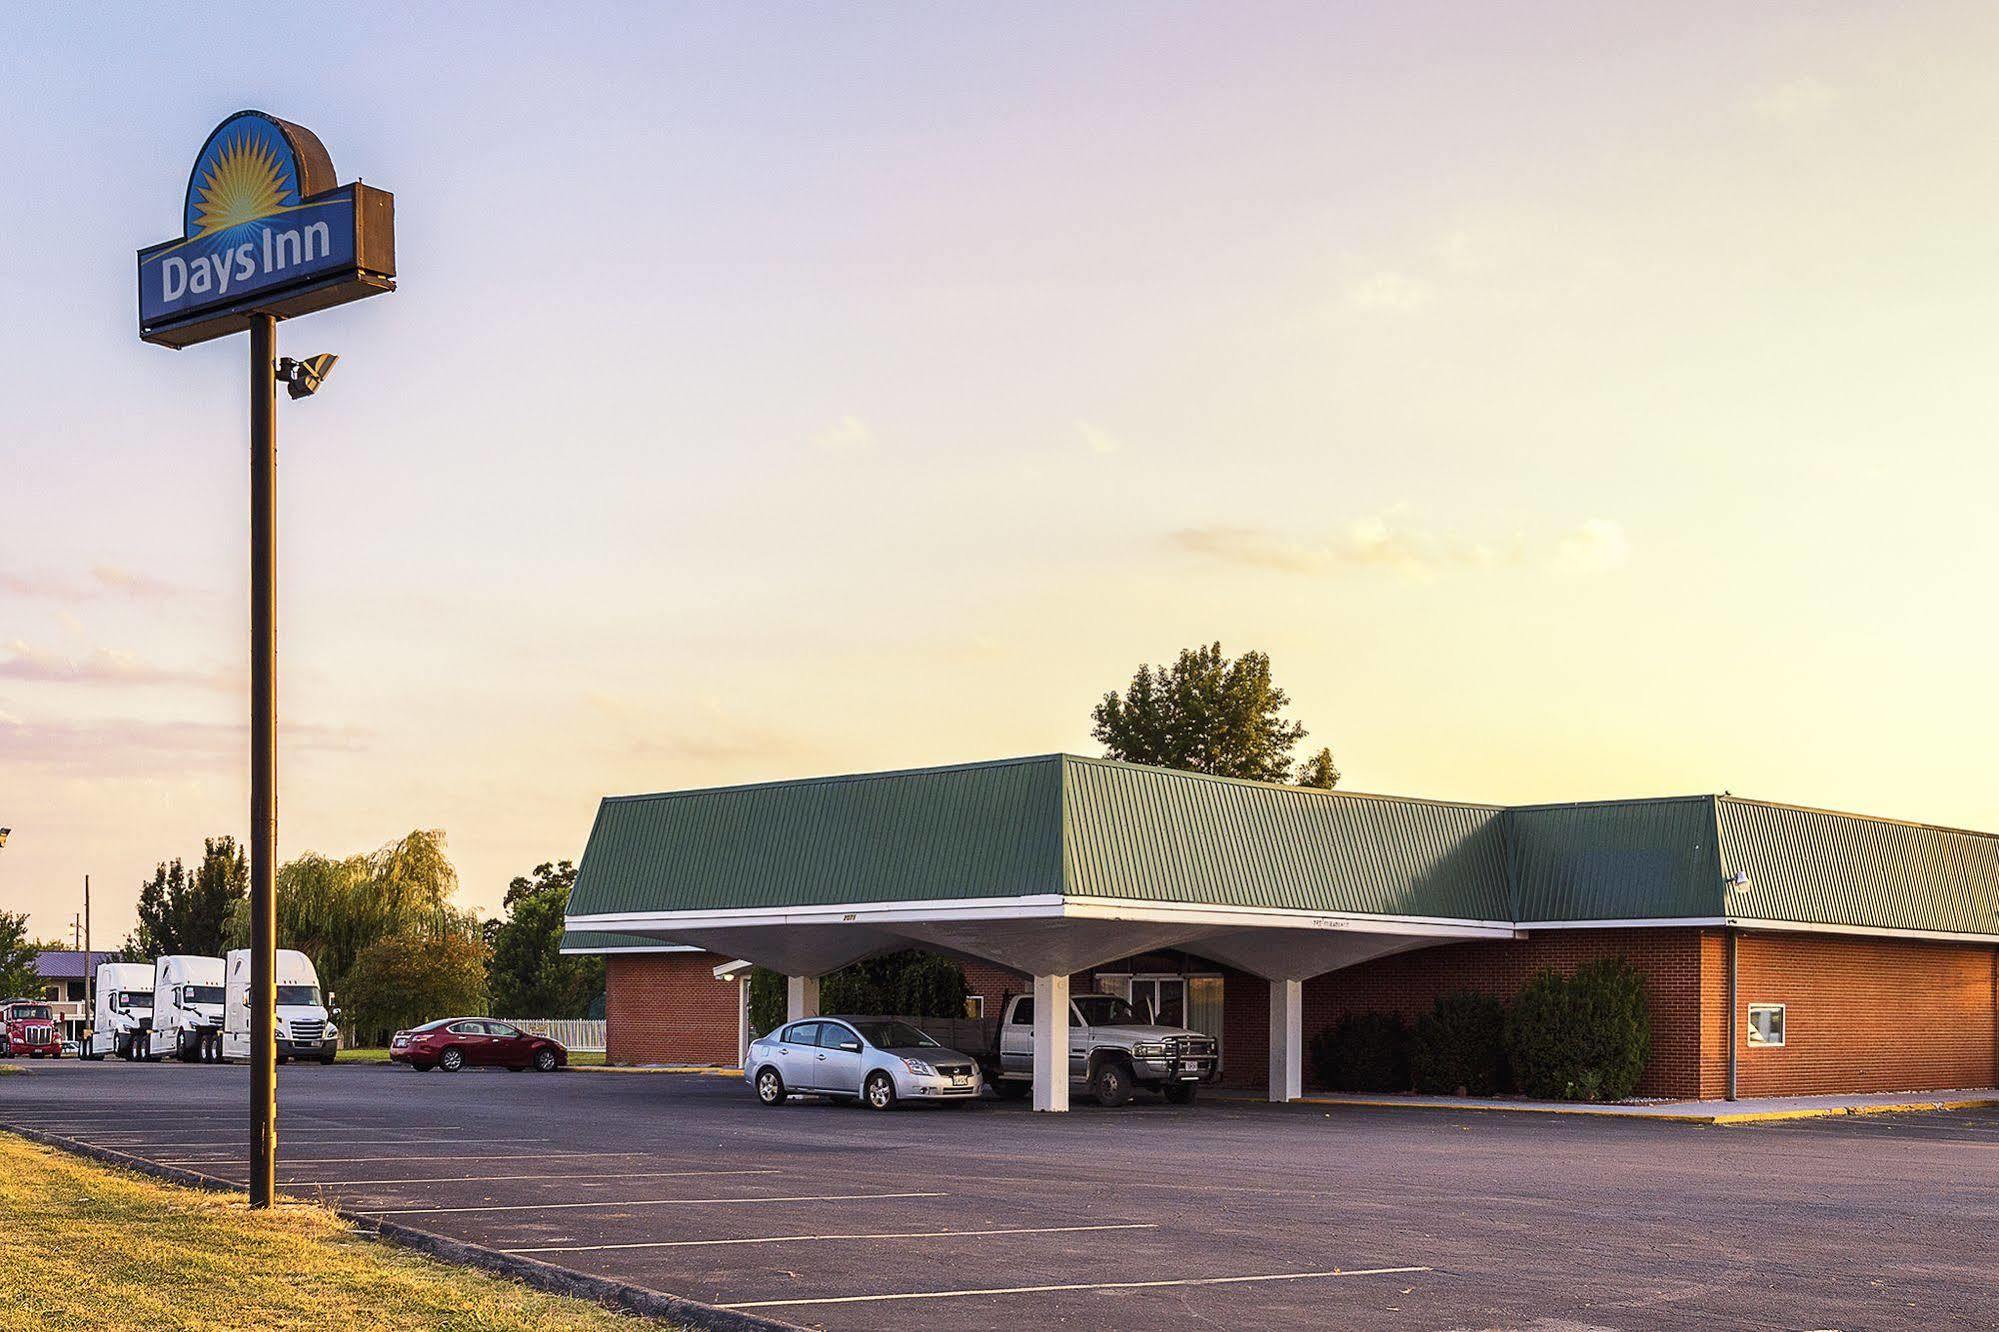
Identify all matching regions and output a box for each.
[138,111,395,1209]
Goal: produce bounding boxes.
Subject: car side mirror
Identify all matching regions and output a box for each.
[839,1040,861,1053]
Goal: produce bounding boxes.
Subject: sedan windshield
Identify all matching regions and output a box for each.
[848,1020,940,1049]
[1071,995,1140,1026]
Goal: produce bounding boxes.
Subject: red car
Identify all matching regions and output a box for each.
[389,1018,567,1072]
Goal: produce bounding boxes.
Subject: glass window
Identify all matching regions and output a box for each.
[1747,1004,1786,1048]
[1070,995,1140,1027]
[121,991,153,1010]
[486,1022,521,1039]
[963,995,984,1019]
[821,1022,862,1050]
[782,1022,822,1047]
[447,1021,483,1035]
[1011,998,1034,1025]
[184,985,224,1005]
[276,985,321,1006]
[848,1020,938,1049]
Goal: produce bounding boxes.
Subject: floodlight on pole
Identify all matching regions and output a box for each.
[278,353,339,400]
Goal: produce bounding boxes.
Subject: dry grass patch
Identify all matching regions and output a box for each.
[0,1135,651,1331]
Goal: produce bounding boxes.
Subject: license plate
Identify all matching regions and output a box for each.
[951,1075,971,1087]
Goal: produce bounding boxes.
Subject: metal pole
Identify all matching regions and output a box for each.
[249,313,279,1208]
[1724,927,1738,1103]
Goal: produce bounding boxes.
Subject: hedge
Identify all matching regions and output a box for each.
[1409,992,1510,1095]
[1503,957,1651,1101]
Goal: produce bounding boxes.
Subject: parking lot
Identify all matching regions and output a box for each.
[3,1062,1996,1330]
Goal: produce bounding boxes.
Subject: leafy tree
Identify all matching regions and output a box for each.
[1092,642,1335,786]
[127,837,247,958]
[746,950,969,1037]
[0,911,43,998]
[1294,746,1341,790]
[486,860,603,1018]
[342,930,489,1048]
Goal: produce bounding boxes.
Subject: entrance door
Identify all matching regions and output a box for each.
[1130,977,1186,1027]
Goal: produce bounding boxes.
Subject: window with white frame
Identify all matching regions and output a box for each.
[963,995,984,1019]
[1746,1003,1785,1047]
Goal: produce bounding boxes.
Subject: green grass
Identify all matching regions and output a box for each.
[0,1134,652,1331]
[337,1047,606,1066]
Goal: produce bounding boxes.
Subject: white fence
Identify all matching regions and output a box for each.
[502,1018,605,1051]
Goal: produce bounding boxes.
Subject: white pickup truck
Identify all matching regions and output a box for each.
[980,991,1220,1106]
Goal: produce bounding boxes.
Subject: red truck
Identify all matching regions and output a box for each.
[0,1000,62,1058]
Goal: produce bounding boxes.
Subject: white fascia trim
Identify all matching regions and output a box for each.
[1729,917,1999,946]
[1516,917,1727,931]
[568,895,1517,940]
[711,959,754,980]
[1517,916,1999,946]
[557,943,700,956]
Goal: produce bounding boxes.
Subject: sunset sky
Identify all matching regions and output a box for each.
[5,4,1998,942]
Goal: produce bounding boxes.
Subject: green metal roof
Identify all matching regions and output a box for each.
[1060,757,1509,920]
[558,930,694,954]
[564,756,1999,943]
[1507,797,1723,922]
[1718,797,1999,936]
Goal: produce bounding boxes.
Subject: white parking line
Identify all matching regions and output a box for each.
[81,1127,467,1140]
[275,1167,781,1188]
[718,1265,1434,1310]
[360,1190,948,1217]
[505,1221,1159,1256]
[155,1150,659,1167]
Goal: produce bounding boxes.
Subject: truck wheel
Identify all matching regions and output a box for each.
[1091,1059,1133,1108]
[1164,1082,1198,1105]
[755,1067,787,1106]
[439,1048,464,1072]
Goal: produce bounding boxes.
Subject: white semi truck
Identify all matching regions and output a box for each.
[147,955,227,1061]
[83,962,157,1060]
[222,948,338,1064]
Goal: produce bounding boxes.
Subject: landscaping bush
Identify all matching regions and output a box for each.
[1409,992,1510,1095]
[1504,957,1651,1101]
[1308,1011,1409,1092]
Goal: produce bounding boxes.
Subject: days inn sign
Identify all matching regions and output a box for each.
[137,111,394,347]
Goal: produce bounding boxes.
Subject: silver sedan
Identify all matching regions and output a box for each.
[746,1016,981,1110]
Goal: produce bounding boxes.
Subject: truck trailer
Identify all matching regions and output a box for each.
[147,955,226,1062]
[83,962,156,1060]
[222,948,338,1064]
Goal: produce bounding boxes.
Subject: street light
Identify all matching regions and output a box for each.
[278,354,338,401]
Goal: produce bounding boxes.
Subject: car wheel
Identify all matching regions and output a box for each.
[864,1071,897,1111]
[1091,1059,1133,1108]
[755,1066,787,1106]
[439,1048,464,1072]
[1164,1082,1198,1105]
[533,1048,559,1073]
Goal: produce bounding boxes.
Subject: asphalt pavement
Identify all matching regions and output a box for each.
[3,1059,1996,1331]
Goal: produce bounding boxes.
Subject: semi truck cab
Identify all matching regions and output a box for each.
[85,962,157,1060]
[223,948,338,1063]
[0,1000,61,1058]
[148,955,226,1061]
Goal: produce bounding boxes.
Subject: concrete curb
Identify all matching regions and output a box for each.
[0,1121,805,1332]
[576,1064,742,1077]
[1220,1092,1996,1125]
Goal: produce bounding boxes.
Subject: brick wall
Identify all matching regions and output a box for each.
[1728,932,1998,1097]
[604,951,742,1067]
[1297,928,1709,1097]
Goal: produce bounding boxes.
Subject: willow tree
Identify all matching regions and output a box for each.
[229,829,483,1011]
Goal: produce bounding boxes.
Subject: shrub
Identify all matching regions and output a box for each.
[1308,1011,1409,1092]
[1409,992,1509,1095]
[1504,957,1652,1101]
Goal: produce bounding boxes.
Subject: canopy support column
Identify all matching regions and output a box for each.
[1031,973,1069,1112]
[786,975,820,1022]
[1268,978,1303,1102]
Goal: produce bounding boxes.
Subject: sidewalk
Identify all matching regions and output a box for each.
[1249,1087,1999,1124]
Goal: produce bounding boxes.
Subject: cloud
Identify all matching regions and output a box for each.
[0,640,230,690]
[0,566,186,601]
[1342,270,1433,313]
[1169,511,1629,582]
[812,415,875,453]
[1076,421,1124,456]
[0,713,369,772]
[1752,78,1835,124]
[1554,518,1631,573]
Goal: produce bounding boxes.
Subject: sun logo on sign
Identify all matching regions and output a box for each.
[191,135,293,236]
